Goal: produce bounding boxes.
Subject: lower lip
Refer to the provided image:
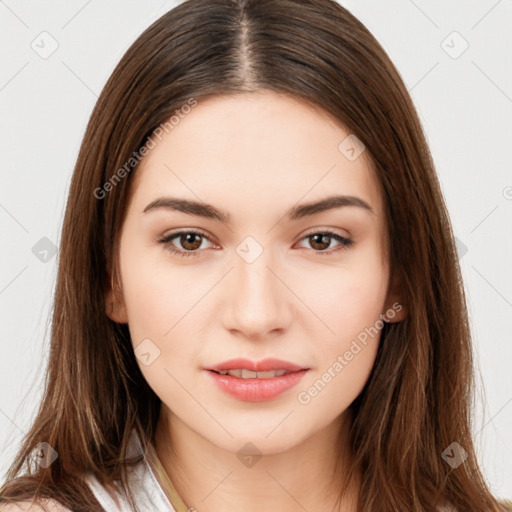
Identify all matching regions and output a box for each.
[205,369,308,402]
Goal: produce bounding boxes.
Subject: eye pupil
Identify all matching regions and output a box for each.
[181,233,202,250]
[310,234,330,251]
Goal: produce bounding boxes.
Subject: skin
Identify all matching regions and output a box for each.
[106,91,406,512]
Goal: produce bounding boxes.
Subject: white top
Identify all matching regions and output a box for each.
[84,430,180,512]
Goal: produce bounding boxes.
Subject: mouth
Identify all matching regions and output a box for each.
[205,357,309,376]
[205,367,309,402]
[209,368,295,379]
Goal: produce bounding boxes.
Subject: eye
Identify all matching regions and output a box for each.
[296,230,353,256]
[156,229,215,258]
[155,229,353,259]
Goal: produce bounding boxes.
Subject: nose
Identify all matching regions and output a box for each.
[221,245,293,340]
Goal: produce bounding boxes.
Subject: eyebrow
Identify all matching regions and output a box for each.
[142,194,374,222]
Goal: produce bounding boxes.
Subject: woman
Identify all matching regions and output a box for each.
[0,0,509,511]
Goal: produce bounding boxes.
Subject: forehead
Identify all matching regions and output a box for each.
[129,91,383,219]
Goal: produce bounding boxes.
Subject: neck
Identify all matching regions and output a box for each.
[154,405,360,512]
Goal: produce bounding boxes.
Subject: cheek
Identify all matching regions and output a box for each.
[118,239,197,360]
[118,246,201,400]
[295,250,388,340]
[120,230,197,317]
[293,246,388,400]
[296,270,386,411]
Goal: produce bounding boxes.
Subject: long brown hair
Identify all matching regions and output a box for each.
[1,1,508,510]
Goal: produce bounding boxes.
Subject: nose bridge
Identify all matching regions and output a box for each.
[223,234,289,336]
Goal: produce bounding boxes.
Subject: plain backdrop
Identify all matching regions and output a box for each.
[1,0,511,500]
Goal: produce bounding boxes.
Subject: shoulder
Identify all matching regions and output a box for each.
[0,499,71,512]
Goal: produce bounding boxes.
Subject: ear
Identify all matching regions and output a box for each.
[105,273,128,324]
[382,270,407,323]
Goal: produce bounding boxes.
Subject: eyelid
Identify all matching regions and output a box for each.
[156,227,353,257]
[156,228,217,248]
[295,228,353,256]
[159,225,351,241]
[300,226,351,239]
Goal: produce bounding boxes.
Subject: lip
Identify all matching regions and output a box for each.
[205,357,308,373]
[206,368,309,402]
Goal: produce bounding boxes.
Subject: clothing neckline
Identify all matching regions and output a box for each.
[142,431,191,512]
[84,429,190,512]
[86,430,462,512]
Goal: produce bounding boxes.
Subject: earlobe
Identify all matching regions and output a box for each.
[383,271,407,323]
[383,300,406,323]
[105,276,128,324]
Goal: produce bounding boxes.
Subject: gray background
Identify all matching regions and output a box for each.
[1,0,511,500]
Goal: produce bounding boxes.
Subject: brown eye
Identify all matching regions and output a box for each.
[298,231,353,255]
[179,232,203,251]
[308,233,332,251]
[156,229,214,258]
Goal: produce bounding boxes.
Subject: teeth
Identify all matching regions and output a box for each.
[216,369,289,378]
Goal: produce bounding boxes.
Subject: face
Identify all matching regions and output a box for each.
[106,91,405,455]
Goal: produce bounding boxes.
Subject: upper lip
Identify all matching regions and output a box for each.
[206,358,308,373]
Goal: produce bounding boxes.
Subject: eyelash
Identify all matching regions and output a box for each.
[155,229,353,259]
